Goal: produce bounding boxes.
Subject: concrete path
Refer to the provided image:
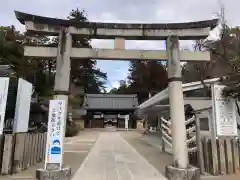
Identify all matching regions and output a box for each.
[72,132,167,180]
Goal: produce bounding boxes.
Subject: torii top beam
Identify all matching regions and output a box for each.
[15,11,218,40]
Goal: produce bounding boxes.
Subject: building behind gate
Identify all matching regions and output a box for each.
[82,94,138,128]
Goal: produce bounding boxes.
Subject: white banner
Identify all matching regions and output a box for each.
[0,78,9,135]
[45,100,66,169]
[13,78,32,133]
[212,84,238,136]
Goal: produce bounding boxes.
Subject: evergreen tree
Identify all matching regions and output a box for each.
[67,8,107,93]
[109,60,168,103]
[0,26,36,78]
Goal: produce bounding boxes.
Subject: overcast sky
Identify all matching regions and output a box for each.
[1,0,239,91]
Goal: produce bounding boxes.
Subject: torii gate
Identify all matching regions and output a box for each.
[14,11,218,180]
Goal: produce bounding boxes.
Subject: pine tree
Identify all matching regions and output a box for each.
[109,60,168,103]
[67,8,107,93]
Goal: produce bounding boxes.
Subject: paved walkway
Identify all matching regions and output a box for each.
[72,132,167,180]
[3,130,239,180]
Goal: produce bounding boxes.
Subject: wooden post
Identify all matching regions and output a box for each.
[40,133,44,161]
[1,134,13,175]
[12,133,25,173]
[232,138,240,173]
[36,134,40,162]
[219,138,226,174]
[42,133,46,160]
[202,137,210,173]
[225,138,233,173]
[195,113,205,174]
[29,134,34,166]
[238,140,240,171]
[207,110,218,175]
[0,135,4,172]
[32,134,38,165]
[39,133,43,161]
[36,133,40,162]
[23,133,29,169]
[43,132,47,159]
[35,134,39,162]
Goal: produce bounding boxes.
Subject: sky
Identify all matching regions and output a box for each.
[1,0,239,91]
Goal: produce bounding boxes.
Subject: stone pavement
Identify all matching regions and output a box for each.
[122,131,172,175]
[71,132,168,180]
[2,130,240,180]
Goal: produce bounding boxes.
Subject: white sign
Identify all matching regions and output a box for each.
[93,115,101,118]
[45,100,66,169]
[118,114,126,118]
[125,115,129,129]
[13,78,32,133]
[104,115,117,119]
[0,78,9,135]
[212,84,238,136]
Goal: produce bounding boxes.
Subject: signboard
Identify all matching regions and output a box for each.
[125,115,129,129]
[0,78,9,135]
[45,100,66,169]
[212,84,238,136]
[104,115,117,119]
[13,78,32,133]
[93,115,101,118]
[118,114,126,118]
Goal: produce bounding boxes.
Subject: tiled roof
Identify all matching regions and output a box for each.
[83,94,138,110]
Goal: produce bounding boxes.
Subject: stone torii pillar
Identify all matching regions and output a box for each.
[165,36,199,180]
[36,27,72,179]
[167,36,188,168]
[54,27,72,102]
